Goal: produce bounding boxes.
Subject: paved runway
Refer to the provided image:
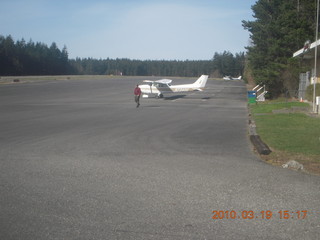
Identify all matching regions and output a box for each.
[0,77,319,239]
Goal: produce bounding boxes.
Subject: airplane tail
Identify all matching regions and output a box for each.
[193,75,208,90]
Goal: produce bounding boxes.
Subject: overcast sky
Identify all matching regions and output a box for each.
[0,0,256,60]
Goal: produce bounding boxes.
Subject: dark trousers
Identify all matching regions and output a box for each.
[135,95,140,106]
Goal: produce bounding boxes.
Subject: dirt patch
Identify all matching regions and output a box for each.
[260,149,320,176]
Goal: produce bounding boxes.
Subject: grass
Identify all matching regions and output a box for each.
[250,100,320,175]
[251,101,310,114]
[254,113,320,155]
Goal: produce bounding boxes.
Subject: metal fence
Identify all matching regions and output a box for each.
[298,72,310,100]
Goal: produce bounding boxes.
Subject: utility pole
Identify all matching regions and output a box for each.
[313,0,319,112]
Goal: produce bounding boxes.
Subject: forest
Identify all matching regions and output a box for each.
[0,36,69,76]
[0,34,244,78]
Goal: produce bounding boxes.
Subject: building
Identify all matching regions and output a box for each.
[293,39,320,100]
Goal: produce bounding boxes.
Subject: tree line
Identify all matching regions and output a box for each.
[0,35,69,75]
[0,34,245,78]
[69,52,244,77]
[69,58,214,77]
[242,0,316,97]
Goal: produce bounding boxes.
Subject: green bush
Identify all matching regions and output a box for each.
[306,83,320,101]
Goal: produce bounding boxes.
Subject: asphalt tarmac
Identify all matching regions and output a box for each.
[0,77,319,239]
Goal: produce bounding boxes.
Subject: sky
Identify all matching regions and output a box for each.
[0,0,257,60]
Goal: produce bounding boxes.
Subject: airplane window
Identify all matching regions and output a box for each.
[153,83,168,87]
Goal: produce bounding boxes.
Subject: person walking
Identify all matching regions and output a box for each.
[134,84,141,108]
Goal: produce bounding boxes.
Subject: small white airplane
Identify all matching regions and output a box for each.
[223,76,242,80]
[139,75,208,98]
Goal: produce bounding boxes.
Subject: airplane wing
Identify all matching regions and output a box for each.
[143,79,172,84]
[155,79,172,84]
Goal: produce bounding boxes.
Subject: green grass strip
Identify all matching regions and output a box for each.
[250,101,320,156]
[250,102,309,114]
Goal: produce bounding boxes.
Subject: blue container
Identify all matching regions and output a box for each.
[247,91,256,104]
[247,91,256,98]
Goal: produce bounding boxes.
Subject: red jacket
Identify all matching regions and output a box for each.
[134,87,141,96]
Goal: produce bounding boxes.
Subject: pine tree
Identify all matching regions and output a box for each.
[242,0,316,97]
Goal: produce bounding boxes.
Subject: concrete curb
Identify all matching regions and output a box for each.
[248,114,272,155]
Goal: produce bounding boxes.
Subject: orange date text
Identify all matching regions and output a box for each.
[211,210,307,220]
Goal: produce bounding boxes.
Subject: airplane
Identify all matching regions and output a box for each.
[139,75,208,98]
[223,75,242,80]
